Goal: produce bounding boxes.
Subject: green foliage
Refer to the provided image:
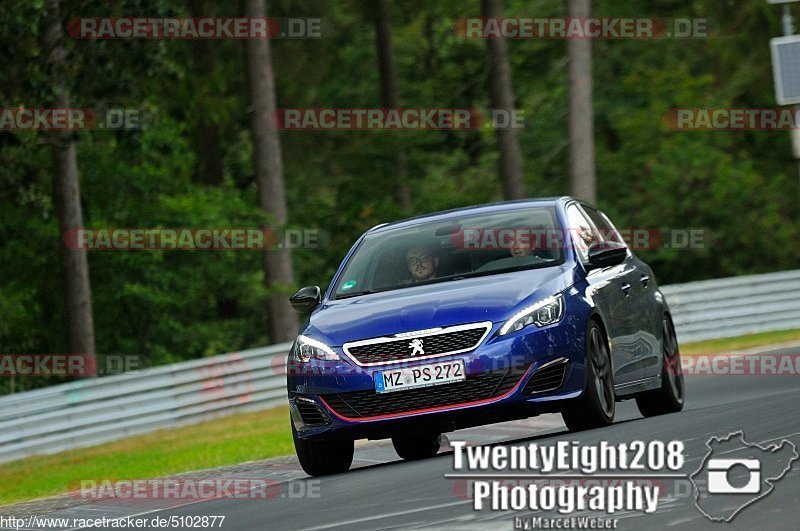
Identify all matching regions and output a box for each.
[1,0,799,394]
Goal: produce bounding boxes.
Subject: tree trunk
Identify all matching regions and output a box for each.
[374,0,412,211]
[44,0,96,359]
[244,0,298,343]
[482,0,525,200]
[190,0,224,186]
[567,0,597,202]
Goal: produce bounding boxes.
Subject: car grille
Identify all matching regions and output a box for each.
[321,365,528,419]
[343,322,491,365]
[523,358,569,394]
[295,399,331,426]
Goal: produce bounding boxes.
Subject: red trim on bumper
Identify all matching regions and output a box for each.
[318,366,532,422]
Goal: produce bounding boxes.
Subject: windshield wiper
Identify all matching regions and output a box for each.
[335,289,377,299]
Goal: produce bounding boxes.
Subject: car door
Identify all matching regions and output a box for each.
[566,203,641,386]
[582,205,660,380]
[627,256,662,378]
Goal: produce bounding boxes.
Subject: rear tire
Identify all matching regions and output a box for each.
[292,424,354,476]
[636,314,685,417]
[392,433,442,460]
[562,320,615,431]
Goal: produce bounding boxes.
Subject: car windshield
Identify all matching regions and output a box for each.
[332,206,565,299]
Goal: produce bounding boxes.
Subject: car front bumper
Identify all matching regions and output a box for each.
[288,315,588,441]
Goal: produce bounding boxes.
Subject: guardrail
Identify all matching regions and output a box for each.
[0,344,292,463]
[661,269,800,343]
[2,269,799,463]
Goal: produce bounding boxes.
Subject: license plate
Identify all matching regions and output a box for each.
[374,359,466,394]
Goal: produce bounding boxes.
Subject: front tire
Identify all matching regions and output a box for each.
[562,320,615,431]
[392,433,442,460]
[636,314,684,417]
[292,424,354,476]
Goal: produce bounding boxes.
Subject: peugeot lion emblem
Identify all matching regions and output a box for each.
[408,338,425,356]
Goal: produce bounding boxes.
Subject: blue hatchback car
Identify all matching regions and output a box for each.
[287,197,684,476]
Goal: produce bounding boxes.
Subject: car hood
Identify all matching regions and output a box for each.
[306,265,576,346]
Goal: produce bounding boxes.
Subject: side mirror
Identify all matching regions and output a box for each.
[289,286,321,313]
[586,241,627,270]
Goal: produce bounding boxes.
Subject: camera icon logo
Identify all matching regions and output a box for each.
[690,431,798,522]
[706,458,760,494]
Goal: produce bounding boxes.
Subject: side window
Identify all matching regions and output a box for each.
[583,206,625,246]
[566,204,600,263]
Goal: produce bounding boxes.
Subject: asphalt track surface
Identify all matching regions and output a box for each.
[4,344,800,530]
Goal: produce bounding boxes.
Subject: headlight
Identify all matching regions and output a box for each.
[499,294,565,335]
[292,335,340,362]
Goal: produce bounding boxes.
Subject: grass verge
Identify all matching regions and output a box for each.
[3,328,799,506]
[0,406,293,506]
[680,328,800,356]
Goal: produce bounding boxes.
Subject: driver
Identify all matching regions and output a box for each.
[406,245,439,282]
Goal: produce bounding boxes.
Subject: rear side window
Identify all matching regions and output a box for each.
[565,204,598,262]
[582,206,625,246]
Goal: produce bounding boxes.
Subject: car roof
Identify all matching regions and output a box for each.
[368,197,578,234]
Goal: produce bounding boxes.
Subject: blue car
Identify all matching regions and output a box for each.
[287,197,684,476]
